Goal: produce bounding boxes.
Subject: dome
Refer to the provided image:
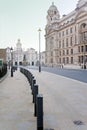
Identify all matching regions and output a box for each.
[46,2,60,24]
[47,2,59,17]
[48,2,57,11]
[16,39,22,49]
[77,0,87,8]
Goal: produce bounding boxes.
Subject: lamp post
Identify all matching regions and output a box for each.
[38,28,41,72]
[10,47,13,77]
[83,33,86,69]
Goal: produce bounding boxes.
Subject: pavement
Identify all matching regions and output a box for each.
[0,68,87,130]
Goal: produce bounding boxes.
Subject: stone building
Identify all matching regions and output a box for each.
[14,39,23,65]
[45,0,87,67]
[6,39,38,66]
[25,48,38,66]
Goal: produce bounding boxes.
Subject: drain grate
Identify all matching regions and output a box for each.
[73,120,84,125]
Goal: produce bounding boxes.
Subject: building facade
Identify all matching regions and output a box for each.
[14,39,23,65]
[6,39,38,66]
[25,48,38,66]
[45,0,87,67]
[0,49,6,63]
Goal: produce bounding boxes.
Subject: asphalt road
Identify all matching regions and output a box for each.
[27,66,87,83]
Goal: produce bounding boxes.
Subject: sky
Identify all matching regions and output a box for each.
[0,0,78,52]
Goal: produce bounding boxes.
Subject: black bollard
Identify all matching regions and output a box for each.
[34,85,38,117]
[37,94,43,130]
[32,79,36,103]
[11,67,13,77]
[31,76,34,89]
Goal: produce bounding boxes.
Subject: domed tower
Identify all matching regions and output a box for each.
[77,0,87,8]
[16,39,22,50]
[47,2,60,25]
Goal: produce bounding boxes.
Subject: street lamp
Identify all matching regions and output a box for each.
[10,47,13,77]
[83,33,87,69]
[38,28,41,72]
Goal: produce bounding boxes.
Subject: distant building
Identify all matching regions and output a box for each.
[14,39,23,65]
[26,48,38,66]
[0,49,6,63]
[6,39,38,66]
[45,0,87,67]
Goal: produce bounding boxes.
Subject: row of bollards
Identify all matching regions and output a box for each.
[20,67,43,130]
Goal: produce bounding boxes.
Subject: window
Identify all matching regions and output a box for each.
[81,46,84,52]
[59,32,61,38]
[62,40,64,48]
[54,11,56,14]
[66,38,68,47]
[51,51,53,56]
[66,29,68,35]
[51,58,53,63]
[70,27,73,33]
[78,46,80,52]
[70,37,73,46]
[59,58,61,64]
[71,49,73,54]
[63,50,65,55]
[84,32,87,40]
[75,35,77,43]
[62,31,64,36]
[71,57,73,64]
[66,49,69,55]
[75,26,76,32]
[82,23,86,28]
[63,57,65,64]
[66,57,69,64]
[85,45,87,52]
[59,51,61,56]
[59,41,61,48]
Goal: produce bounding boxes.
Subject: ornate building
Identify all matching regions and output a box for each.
[6,39,38,66]
[45,1,87,67]
[14,39,23,65]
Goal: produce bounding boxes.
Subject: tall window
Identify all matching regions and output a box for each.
[59,32,61,38]
[70,37,73,46]
[71,57,73,64]
[66,29,68,35]
[62,31,64,36]
[63,57,65,64]
[75,35,77,44]
[59,58,61,63]
[66,49,69,55]
[59,51,61,56]
[66,57,69,63]
[59,41,61,48]
[75,26,76,32]
[70,27,73,33]
[71,49,73,54]
[78,46,80,52]
[66,38,68,47]
[63,50,65,55]
[62,40,64,48]
[51,51,53,56]
[81,46,84,52]
[85,45,87,52]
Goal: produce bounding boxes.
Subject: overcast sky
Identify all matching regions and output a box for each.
[0,0,78,52]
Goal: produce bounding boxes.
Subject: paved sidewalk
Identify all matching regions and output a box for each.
[0,69,87,130]
[0,70,36,130]
[29,69,87,130]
